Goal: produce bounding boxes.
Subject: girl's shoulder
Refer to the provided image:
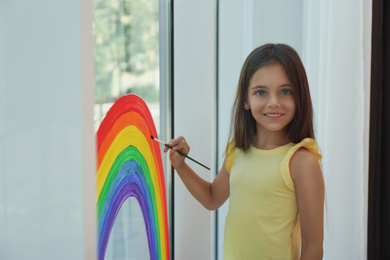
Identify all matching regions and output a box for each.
[280,138,322,191]
[286,138,322,162]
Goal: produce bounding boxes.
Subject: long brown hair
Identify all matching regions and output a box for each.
[228,43,314,154]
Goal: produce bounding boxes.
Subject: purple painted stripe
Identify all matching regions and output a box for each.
[98,162,157,260]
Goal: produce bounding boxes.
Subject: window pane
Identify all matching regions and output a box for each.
[94,0,160,132]
[93,0,160,258]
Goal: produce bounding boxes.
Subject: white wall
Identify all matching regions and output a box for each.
[0,1,96,259]
[173,0,217,259]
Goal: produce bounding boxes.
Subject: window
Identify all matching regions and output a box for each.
[93,0,162,259]
[94,0,160,132]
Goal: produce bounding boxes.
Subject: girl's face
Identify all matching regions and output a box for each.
[244,63,296,137]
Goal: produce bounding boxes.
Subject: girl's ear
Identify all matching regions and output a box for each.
[244,101,250,110]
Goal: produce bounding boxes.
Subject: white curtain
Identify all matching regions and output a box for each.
[303,1,371,259]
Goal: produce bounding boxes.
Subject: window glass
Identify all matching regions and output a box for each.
[93,0,159,258]
[94,0,160,132]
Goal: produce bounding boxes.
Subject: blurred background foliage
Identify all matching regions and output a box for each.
[94,0,159,103]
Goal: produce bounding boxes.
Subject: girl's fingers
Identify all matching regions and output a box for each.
[168,136,184,146]
[173,139,185,151]
[163,136,192,169]
[163,136,190,154]
[163,137,180,153]
[174,138,190,154]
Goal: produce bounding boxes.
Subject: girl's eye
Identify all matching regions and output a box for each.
[281,89,292,95]
[255,90,266,96]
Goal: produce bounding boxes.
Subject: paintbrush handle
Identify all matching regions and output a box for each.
[164,144,210,170]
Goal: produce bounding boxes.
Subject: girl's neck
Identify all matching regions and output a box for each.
[252,131,291,150]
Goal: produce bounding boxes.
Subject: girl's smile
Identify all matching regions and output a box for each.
[264,113,284,120]
[244,63,296,138]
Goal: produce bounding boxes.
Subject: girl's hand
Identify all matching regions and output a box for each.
[163,136,230,211]
[163,136,190,169]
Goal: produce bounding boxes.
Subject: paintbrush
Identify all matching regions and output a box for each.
[151,136,210,170]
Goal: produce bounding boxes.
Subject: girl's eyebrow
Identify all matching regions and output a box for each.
[250,84,292,90]
[250,85,268,90]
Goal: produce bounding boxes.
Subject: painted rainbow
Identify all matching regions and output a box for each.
[96,94,170,260]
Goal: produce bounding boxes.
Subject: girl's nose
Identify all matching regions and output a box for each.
[268,93,280,107]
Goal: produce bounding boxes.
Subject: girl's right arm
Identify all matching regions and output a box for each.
[164,136,230,210]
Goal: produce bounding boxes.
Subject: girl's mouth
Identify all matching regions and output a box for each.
[265,113,283,117]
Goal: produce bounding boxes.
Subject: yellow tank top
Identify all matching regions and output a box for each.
[224,138,322,260]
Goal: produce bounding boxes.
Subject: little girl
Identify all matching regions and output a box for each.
[165,43,324,260]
